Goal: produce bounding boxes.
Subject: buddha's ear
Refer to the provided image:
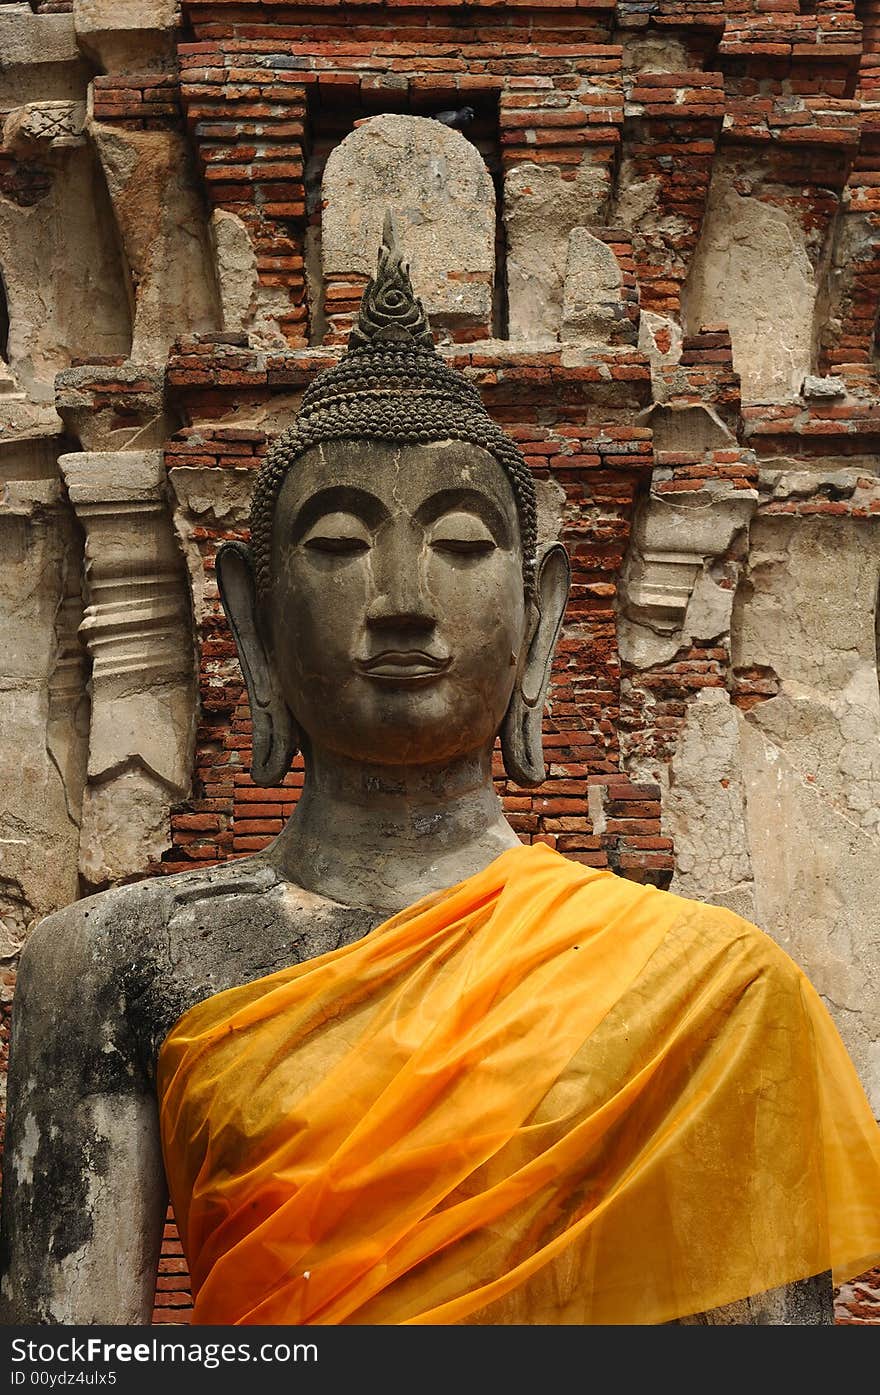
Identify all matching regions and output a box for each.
[500,542,571,787]
[215,541,299,787]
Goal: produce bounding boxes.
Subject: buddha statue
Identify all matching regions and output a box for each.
[1,220,878,1327]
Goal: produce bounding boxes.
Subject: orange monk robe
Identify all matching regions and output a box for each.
[157,843,880,1326]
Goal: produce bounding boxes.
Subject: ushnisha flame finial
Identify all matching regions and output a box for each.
[347,210,435,352]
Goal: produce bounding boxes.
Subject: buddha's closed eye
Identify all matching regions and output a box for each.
[428,512,497,555]
[300,509,499,558]
[302,512,371,554]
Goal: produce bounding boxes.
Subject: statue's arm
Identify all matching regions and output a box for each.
[675,1273,834,1325]
[0,903,167,1324]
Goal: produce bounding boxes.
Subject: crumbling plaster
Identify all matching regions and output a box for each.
[89,122,220,362]
[322,115,496,332]
[0,144,132,399]
[72,0,179,75]
[682,160,816,405]
[663,517,880,1112]
[0,7,90,110]
[0,464,89,971]
[561,229,622,347]
[504,161,610,341]
[167,466,253,630]
[618,484,757,669]
[210,210,259,338]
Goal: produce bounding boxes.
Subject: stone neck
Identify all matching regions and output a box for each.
[267,743,519,914]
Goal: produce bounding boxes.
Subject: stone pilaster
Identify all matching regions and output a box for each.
[618,486,758,669]
[59,449,196,885]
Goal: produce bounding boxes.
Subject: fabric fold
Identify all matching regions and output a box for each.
[157,843,880,1325]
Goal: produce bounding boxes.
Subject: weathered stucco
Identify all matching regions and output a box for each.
[0,144,132,399]
[618,485,757,669]
[665,690,757,923]
[504,161,610,341]
[682,162,815,404]
[322,115,495,330]
[59,450,197,887]
[210,210,259,336]
[0,8,89,109]
[662,517,880,1113]
[90,123,220,361]
[561,228,622,346]
[0,471,88,941]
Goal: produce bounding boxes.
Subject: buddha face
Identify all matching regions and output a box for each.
[267,438,528,767]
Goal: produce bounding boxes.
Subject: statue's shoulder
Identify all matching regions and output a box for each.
[23,855,283,959]
[18,879,159,994]
[16,857,318,1077]
[24,856,382,1070]
[141,857,379,1068]
[15,857,287,1031]
[637,879,803,985]
[19,859,255,975]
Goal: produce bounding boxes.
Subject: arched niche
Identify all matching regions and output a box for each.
[321,114,495,339]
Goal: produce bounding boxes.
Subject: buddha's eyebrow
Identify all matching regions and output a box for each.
[415,488,511,546]
[289,486,388,544]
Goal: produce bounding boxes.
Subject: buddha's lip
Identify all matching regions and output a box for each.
[357,650,451,679]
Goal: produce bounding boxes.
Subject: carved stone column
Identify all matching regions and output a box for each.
[0,454,88,975]
[617,486,759,669]
[59,450,196,885]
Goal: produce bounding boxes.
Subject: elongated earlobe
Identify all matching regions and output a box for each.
[215,541,300,787]
[500,543,571,786]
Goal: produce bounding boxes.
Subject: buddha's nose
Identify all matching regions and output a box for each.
[365,522,435,633]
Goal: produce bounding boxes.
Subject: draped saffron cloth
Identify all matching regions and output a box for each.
[157,843,880,1326]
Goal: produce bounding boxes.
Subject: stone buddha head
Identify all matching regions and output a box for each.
[217,217,570,792]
